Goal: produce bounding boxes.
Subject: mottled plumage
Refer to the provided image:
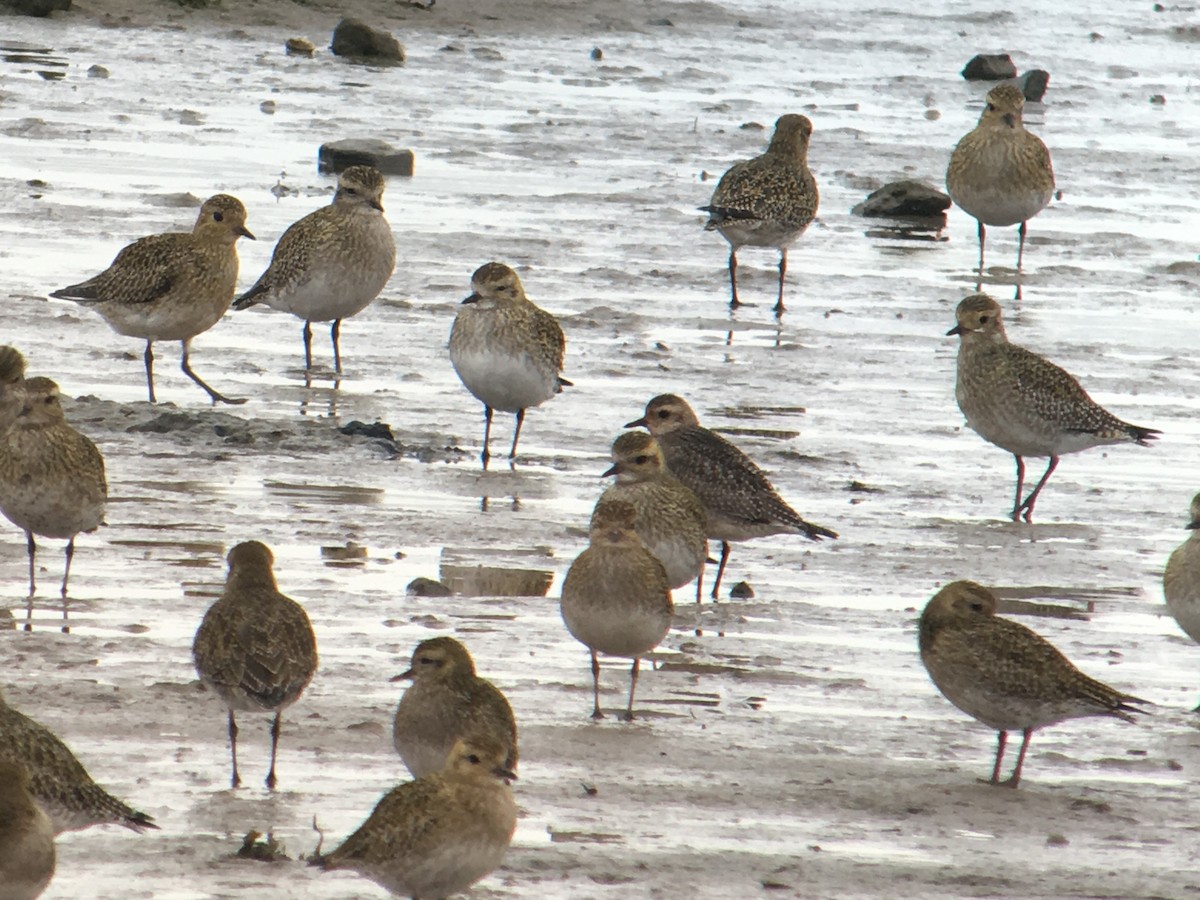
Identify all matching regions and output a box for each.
[0,378,107,608]
[391,636,518,779]
[192,541,318,790]
[627,393,836,599]
[949,293,1158,522]
[0,345,28,432]
[50,194,254,405]
[946,84,1055,280]
[701,113,819,313]
[919,580,1148,787]
[234,166,396,373]
[594,431,708,596]
[561,501,673,720]
[1164,493,1200,707]
[0,762,55,900]
[448,262,569,466]
[0,687,157,834]
[314,736,517,898]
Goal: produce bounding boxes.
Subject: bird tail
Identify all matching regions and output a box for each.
[1101,690,1152,725]
[232,285,265,310]
[801,520,838,541]
[557,376,573,392]
[82,785,158,832]
[698,204,757,230]
[1127,425,1161,447]
[49,283,101,303]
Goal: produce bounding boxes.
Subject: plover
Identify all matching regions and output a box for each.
[919,580,1148,787]
[949,293,1158,522]
[234,165,396,374]
[391,636,518,779]
[313,735,517,898]
[448,262,569,467]
[0,761,55,900]
[561,500,673,720]
[0,345,26,429]
[627,393,837,599]
[1164,492,1200,708]
[51,194,254,405]
[192,541,318,790]
[701,114,819,314]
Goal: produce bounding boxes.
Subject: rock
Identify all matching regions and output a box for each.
[318,139,414,177]
[590,47,603,61]
[729,581,755,600]
[330,18,405,64]
[339,420,396,441]
[1150,94,1167,105]
[285,37,315,57]
[407,577,452,598]
[439,564,553,597]
[851,180,950,219]
[961,53,1016,81]
[86,64,109,79]
[4,0,70,15]
[1018,69,1050,102]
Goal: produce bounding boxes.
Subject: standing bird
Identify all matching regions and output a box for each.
[50,194,254,405]
[594,431,708,598]
[192,541,318,790]
[0,762,55,900]
[949,293,1158,522]
[0,687,157,834]
[1164,492,1200,709]
[946,84,1055,286]
[233,165,396,375]
[0,378,107,622]
[0,345,27,428]
[312,735,517,898]
[919,580,1148,787]
[627,394,837,600]
[560,501,673,721]
[448,262,569,467]
[701,113,819,315]
[391,636,518,779]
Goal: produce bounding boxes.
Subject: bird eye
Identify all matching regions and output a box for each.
[43,396,53,404]
[969,602,984,611]
[634,455,648,464]
[345,188,357,195]
[419,656,436,666]
[986,103,996,112]
[979,315,989,323]
[656,410,669,419]
[466,753,480,765]
[213,211,224,222]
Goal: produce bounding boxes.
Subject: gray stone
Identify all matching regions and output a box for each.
[4,0,70,15]
[961,53,1016,81]
[406,577,452,598]
[851,180,950,219]
[318,138,414,177]
[86,64,109,79]
[330,18,404,64]
[1019,69,1050,102]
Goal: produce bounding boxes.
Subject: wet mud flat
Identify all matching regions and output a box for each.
[2,0,1200,897]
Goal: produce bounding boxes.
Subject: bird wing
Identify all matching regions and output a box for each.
[1003,344,1139,438]
[705,156,817,229]
[323,778,446,866]
[236,209,325,305]
[51,233,188,306]
[531,305,567,373]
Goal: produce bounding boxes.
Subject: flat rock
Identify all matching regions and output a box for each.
[1019,68,1050,102]
[4,0,70,15]
[407,576,452,598]
[851,180,950,218]
[330,17,405,64]
[961,53,1017,81]
[318,138,414,176]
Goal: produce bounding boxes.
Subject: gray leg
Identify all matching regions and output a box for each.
[143,341,157,403]
[180,340,247,405]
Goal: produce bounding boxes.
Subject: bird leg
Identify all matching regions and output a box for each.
[481,406,493,469]
[976,220,987,288]
[266,712,282,790]
[1000,727,1033,788]
[1016,456,1059,523]
[1009,455,1026,522]
[61,538,75,635]
[590,650,605,720]
[1014,221,1028,301]
[728,248,741,308]
[710,541,732,600]
[988,730,1008,784]
[622,657,641,722]
[302,321,314,370]
[24,531,36,632]
[180,340,247,406]
[143,341,157,403]
[330,319,343,374]
[228,711,242,789]
[774,248,787,317]
[509,408,526,460]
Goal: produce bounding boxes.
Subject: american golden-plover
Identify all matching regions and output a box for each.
[561,500,673,721]
[0,761,55,900]
[0,345,26,429]
[51,194,254,405]
[1164,492,1200,708]
[192,541,318,790]
[313,735,517,898]
[949,293,1158,522]
[701,114,819,315]
[449,262,569,467]
[628,393,836,599]
[391,636,518,779]
[919,580,1148,787]
[234,166,395,374]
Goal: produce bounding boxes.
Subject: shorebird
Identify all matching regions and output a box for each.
[313,735,517,898]
[946,84,1055,286]
[0,686,157,833]
[391,636,518,779]
[919,580,1149,787]
[0,378,107,620]
[1164,492,1200,708]
[50,194,254,405]
[949,293,1159,522]
[449,262,569,467]
[701,113,819,314]
[0,761,55,900]
[192,541,318,790]
[627,393,837,599]
[594,430,708,598]
[234,165,396,374]
[0,345,26,428]
[561,500,673,720]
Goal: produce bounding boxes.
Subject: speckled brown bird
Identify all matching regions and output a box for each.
[0,378,107,613]
[0,761,55,900]
[701,114,819,314]
[627,393,836,599]
[1164,492,1200,708]
[449,262,569,467]
[946,84,1055,282]
[594,431,708,598]
[919,580,1148,787]
[192,541,318,790]
[313,735,517,898]
[234,166,396,374]
[949,294,1158,522]
[561,500,673,720]
[0,686,157,834]
[0,345,27,429]
[50,194,254,405]
[391,636,518,779]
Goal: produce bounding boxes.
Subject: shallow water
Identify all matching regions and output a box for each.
[2,0,1200,897]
